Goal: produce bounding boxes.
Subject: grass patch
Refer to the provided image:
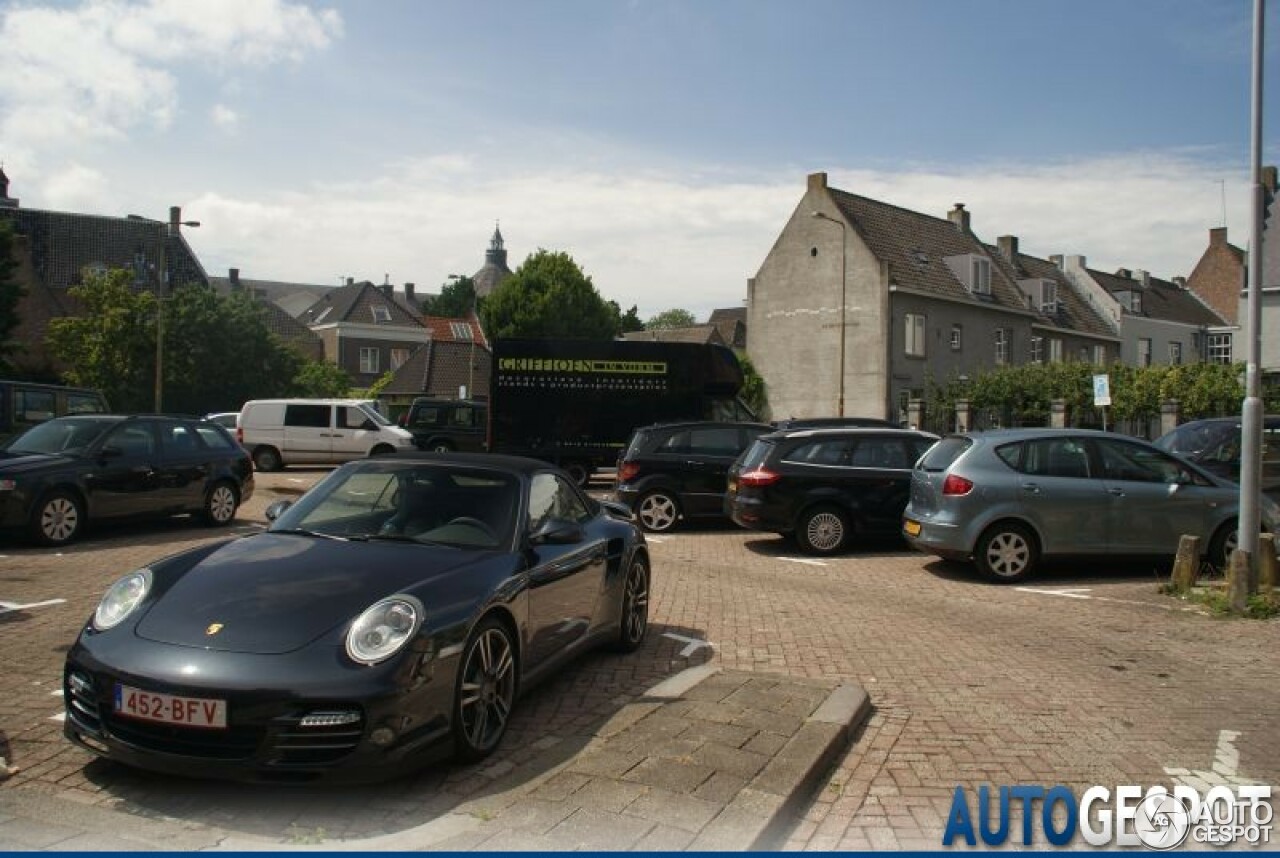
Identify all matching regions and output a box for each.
[1163,584,1280,619]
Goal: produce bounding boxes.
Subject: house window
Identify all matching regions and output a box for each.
[1138,338,1152,367]
[450,321,474,340]
[950,325,962,351]
[359,347,380,374]
[904,313,926,357]
[994,328,1009,365]
[371,305,392,323]
[1079,347,1089,362]
[1169,342,1183,365]
[312,306,332,324]
[1207,333,1232,365]
[971,257,991,295]
[1049,338,1063,363]
[1040,281,1058,314]
[390,348,410,370]
[1093,345,1107,365]
[1030,336,1044,364]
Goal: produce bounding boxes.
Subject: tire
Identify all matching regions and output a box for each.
[429,441,454,453]
[613,554,650,653]
[203,481,239,526]
[452,616,518,763]
[974,521,1039,583]
[636,490,680,533]
[796,505,849,555]
[1208,520,1238,572]
[369,444,395,457]
[31,489,84,546]
[252,446,282,472]
[562,461,591,488]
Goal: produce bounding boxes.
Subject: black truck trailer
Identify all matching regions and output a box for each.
[488,338,756,484]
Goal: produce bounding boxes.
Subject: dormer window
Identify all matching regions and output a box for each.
[1040,281,1057,314]
[312,306,332,324]
[371,305,392,323]
[971,257,991,295]
[1116,290,1142,314]
[450,321,473,340]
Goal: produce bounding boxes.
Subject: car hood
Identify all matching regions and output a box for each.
[134,532,499,654]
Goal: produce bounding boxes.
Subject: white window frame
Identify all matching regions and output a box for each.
[1049,338,1063,363]
[450,321,474,340]
[971,257,991,295]
[1040,281,1058,314]
[359,347,380,374]
[994,328,1009,365]
[371,305,392,323]
[950,324,962,351]
[904,313,926,357]
[1093,345,1107,365]
[1138,337,1152,367]
[1207,333,1232,365]
[1169,342,1183,365]
[1029,336,1044,364]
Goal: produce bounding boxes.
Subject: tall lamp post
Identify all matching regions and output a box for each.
[134,210,200,412]
[811,211,847,417]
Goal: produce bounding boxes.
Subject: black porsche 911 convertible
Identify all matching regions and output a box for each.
[63,452,650,782]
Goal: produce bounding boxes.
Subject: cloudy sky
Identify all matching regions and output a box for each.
[1,0,1276,320]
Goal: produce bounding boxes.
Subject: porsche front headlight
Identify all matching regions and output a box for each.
[93,569,153,631]
[346,595,424,665]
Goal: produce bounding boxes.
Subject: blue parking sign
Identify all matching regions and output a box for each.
[1093,373,1111,407]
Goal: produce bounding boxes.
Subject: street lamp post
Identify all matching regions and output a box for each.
[811,211,847,417]
[135,210,200,413]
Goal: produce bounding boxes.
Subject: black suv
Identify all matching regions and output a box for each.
[725,426,937,554]
[614,420,773,532]
[1154,414,1280,500]
[401,398,488,452]
[0,414,254,546]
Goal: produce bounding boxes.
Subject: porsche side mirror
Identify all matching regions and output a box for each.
[264,499,293,521]
[530,518,584,545]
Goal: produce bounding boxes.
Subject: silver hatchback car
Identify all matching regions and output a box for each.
[902,428,1280,583]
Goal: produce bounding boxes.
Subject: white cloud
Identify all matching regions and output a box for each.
[41,163,111,212]
[210,103,239,132]
[0,0,341,154]
[182,150,1252,322]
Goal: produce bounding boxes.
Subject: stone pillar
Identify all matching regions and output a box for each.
[1160,399,1180,438]
[1259,534,1278,592]
[1169,535,1200,592]
[955,399,971,434]
[907,399,924,432]
[1050,399,1067,428]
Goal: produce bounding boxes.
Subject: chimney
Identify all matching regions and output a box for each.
[229,268,241,290]
[948,203,970,232]
[380,284,393,298]
[807,172,828,191]
[1133,269,1150,287]
[1116,268,1132,279]
[405,282,415,302]
[996,235,1019,261]
[1210,227,1228,246]
[1064,254,1087,271]
[169,206,182,233]
[1172,276,1188,288]
[1049,254,1065,269]
[346,277,354,287]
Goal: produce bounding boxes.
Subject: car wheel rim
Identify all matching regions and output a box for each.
[210,487,235,522]
[639,495,676,531]
[459,628,515,752]
[623,560,649,644]
[986,532,1029,577]
[42,498,77,542]
[806,512,843,551]
[432,444,451,452]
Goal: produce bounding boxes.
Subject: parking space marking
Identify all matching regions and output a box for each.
[1164,729,1268,789]
[1014,587,1092,599]
[645,535,670,544]
[662,631,715,658]
[781,557,828,567]
[1014,587,1191,612]
[0,598,67,615]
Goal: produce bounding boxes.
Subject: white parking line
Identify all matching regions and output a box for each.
[48,712,65,723]
[662,632,715,658]
[645,535,670,544]
[1014,587,1191,611]
[1014,587,1092,599]
[781,557,828,567]
[0,598,67,615]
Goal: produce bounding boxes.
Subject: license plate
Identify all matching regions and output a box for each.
[115,684,227,729]
[903,519,922,537]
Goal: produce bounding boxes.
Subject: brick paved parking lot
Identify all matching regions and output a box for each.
[1,468,1276,849]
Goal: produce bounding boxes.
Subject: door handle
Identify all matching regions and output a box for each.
[1020,482,1041,493]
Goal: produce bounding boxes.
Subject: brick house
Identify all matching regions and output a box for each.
[378,313,492,418]
[299,280,431,386]
[747,172,1117,423]
[1186,227,1247,326]
[707,307,747,349]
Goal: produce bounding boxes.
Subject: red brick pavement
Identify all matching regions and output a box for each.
[1,470,1276,849]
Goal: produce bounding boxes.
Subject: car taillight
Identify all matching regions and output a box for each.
[618,462,640,483]
[942,474,974,496]
[738,468,781,487]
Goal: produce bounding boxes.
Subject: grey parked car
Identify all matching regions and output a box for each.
[902,428,1280,583]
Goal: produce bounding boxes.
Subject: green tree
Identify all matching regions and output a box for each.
[0,220,26,373]
[293,359,353,397]
[46,270,157,411]
[646,308,697,329]
[612,301,644,334]
[482,250,619,339]
[737,352,767,418]
[161,286,304,413]
[421,275,477,317]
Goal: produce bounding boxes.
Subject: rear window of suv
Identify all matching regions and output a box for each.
[737,439,774,471]
[917,436,972,472]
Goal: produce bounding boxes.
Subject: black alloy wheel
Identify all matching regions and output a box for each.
[453,617,518,761]
[614,555,650,652]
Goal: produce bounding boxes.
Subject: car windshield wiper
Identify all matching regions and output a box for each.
[269,527,350,541]
[353,533,454,547]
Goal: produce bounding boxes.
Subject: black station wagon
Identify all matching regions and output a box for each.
[725,427,938,554]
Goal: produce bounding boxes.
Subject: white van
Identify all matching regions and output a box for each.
[237,399,415,471]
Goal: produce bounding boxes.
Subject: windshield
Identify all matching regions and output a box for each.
[359,404,393,426]
[270,461,519,548]
[6,417,115,455]
[1154,421,1238,458]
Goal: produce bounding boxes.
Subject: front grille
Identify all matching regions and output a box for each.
[65,670,101,730]
[268,710,365,765]
[104,714,262,760]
